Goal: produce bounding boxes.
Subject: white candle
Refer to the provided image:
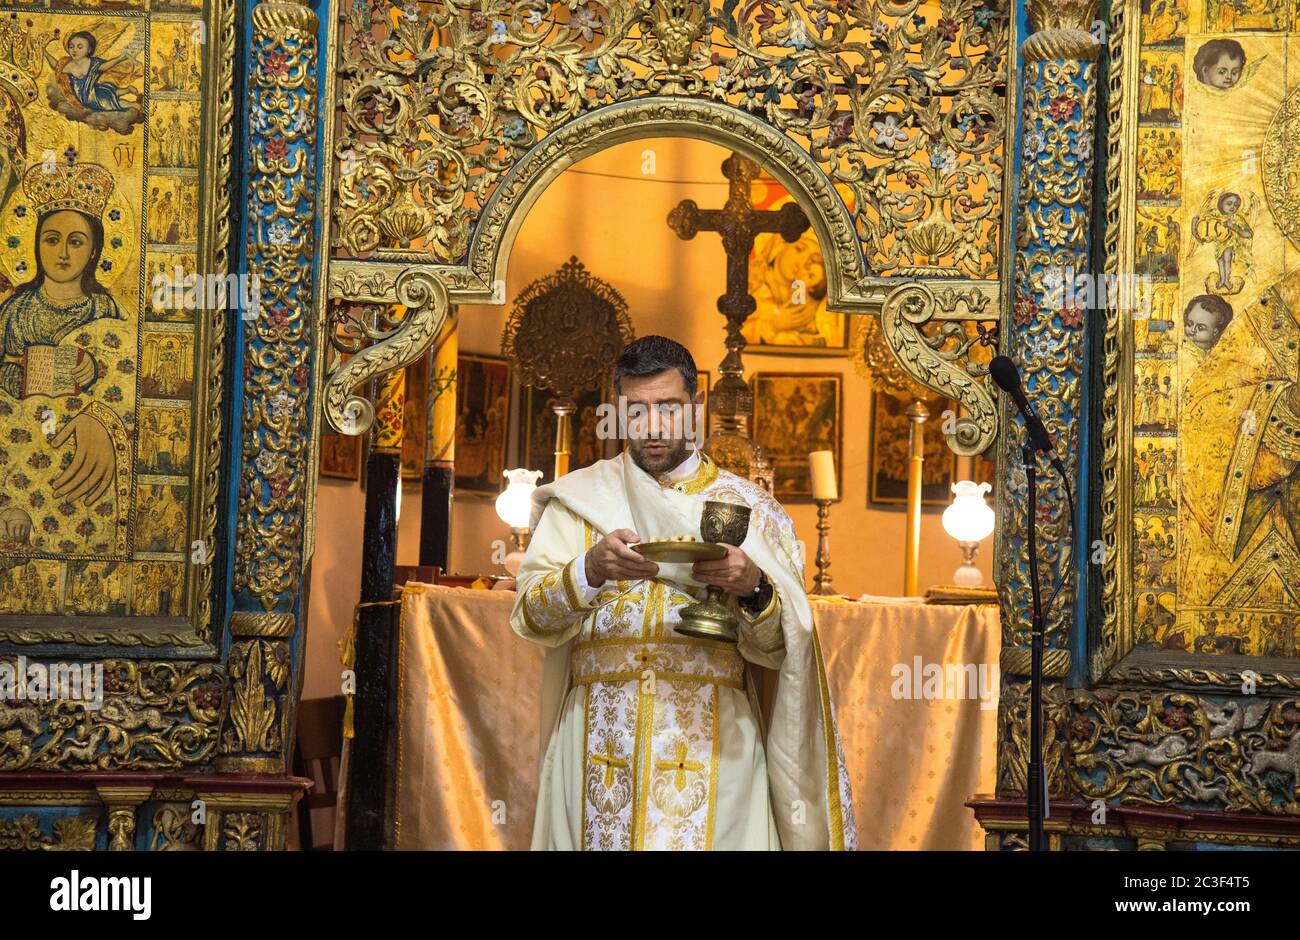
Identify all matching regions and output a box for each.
[809,449,837,501]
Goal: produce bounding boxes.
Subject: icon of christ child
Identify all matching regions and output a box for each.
[0,160,126,508]
[1189,191,1256,295]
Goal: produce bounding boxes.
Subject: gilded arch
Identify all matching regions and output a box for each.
[466,99,864,310]
[321,98,1001,455]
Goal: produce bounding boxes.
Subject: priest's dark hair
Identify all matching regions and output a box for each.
[613,335,698,397]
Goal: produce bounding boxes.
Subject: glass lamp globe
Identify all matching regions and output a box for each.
[941,480,994,587]
[495,469,542,574]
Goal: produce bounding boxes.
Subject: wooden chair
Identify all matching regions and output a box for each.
[292,695,346,851]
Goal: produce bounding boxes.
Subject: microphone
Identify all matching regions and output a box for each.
[989,356,1055,455]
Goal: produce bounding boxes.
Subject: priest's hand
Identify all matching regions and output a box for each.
[585,529,659,586]
[692,545,761,596]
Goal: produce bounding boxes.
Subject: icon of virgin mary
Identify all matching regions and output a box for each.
[0,159,125,508]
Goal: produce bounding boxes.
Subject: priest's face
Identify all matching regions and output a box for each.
[620,368,703,476]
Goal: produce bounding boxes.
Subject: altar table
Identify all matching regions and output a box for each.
[388,583,1000,850]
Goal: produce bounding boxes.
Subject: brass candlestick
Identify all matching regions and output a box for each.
[675,501,752,643]
[904,399,929,596]
[812,499,835,595]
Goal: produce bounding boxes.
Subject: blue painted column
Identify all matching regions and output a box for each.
[995,0,1102,805]
[217,0,320,780]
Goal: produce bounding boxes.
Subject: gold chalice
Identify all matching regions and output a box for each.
[667,501,753,643]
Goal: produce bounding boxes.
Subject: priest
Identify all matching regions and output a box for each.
[510,335,857,850]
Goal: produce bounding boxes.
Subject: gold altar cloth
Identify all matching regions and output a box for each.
[391,584,998,850]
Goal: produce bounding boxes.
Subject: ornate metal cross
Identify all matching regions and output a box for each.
[666,152,809,491]
[667,152,810,329]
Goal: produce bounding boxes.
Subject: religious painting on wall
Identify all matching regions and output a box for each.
[742,175,850,355]
[320,432,363,482]
[518,382,609,487]
[867,391,959,507]
[400,354,428,482]
[0,4,227,646]
[1105,2,1300,673]
[971,449,996,499]
[455,354,511,496]
[750,372,841,500]
[320,350,366,482]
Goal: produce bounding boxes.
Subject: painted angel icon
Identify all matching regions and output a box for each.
[41,23,144,135]
[1188,189,1257,295]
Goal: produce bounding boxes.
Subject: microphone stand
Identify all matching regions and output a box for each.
[1022,441,1047,851]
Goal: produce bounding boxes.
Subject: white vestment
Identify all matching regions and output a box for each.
[510,448,857,850]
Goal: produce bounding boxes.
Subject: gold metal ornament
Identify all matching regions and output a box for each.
[632,539,726,564]
[322,269,451,437]
[669,151,798,492]
[878,282,1000,457]
[502,256,633,478]
[674,501,751,643]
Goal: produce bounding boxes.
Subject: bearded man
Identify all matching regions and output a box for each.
[510,334,856,851]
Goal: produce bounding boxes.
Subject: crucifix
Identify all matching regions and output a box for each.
[667,152,811,490]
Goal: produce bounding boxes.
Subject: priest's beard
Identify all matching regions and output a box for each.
[627,434,691,476]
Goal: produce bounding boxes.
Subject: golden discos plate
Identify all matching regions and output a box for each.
[631,538,727,563]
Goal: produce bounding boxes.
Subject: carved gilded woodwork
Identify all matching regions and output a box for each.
[213,0,325,787]
[105,804,137,850]
[502,256,634,400]
[233,0,320,616]
[194,789,296,851]
[321,269,450,436]
[318,1,1015,452]
[995,0,1099,682]
[878,281,1001,454]
[989,0,1098,822]
[148,803,202,850]
[998,677,1300,817]
[0,788,296,851]
[0,659,222,772]
[0,812,97,850]
[216,636,293,775]
[95,784,155,851]
[329,0,1009,276]
[1064,688,1300,815]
